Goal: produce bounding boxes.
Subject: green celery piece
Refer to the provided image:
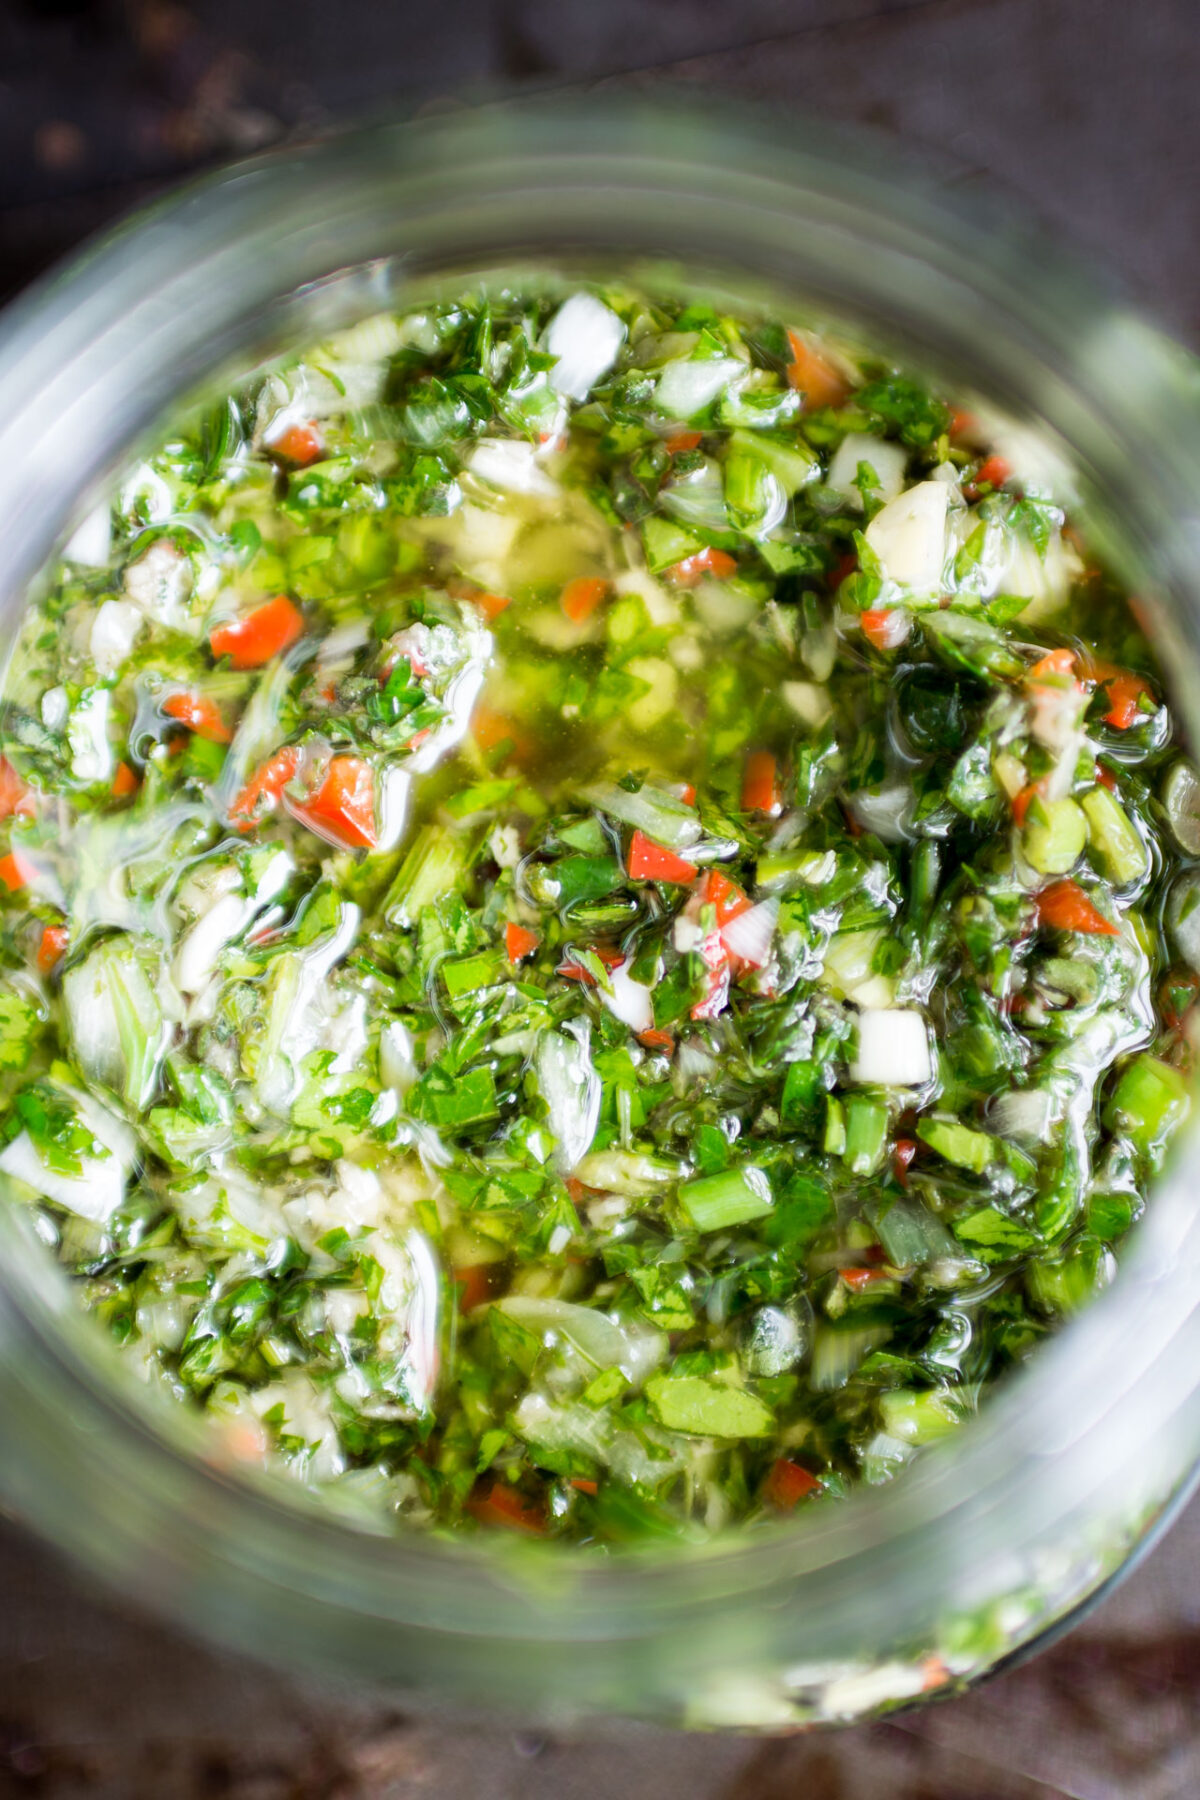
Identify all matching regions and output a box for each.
[1023,796,1087,876]
[952,1206,1038,1258]
[488,1306,541,1376]
[641,516,702,574]
[843,1096,888,1176]
[1104,1055,1191,1161]
[0,989,41,1070]
[583,1365,627,1407]
[723,444,785,535]
[947,742,997,821]
[338,513,393,581]
[727,428,816,494]
[879,1387,965,1444]
[871,1199,956,1267]
[576,780,700,850]
[410,1064,498,1130]
[1027,1239,1112,1314]
[1081,785,1150,884]
[763,1173,835,1249]
[557,817,609,854]
[287,534,334,574]
[444,779,518,820]
[1086,1190,1137,1241]
[529,855,623,911]
[918,1116,996,1174]
[758,538,825,576]
[780,1058,824,1132]
[678,1165,773,1232]
[823,1096,847,1156]
[645,1374,774,1438]
[441,952,507,999]
[384,825,470,926]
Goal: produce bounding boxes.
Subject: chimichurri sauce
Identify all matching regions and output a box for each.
[0,282,1193,1542]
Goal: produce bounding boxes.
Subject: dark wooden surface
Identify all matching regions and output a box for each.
[1,0,1199,1793]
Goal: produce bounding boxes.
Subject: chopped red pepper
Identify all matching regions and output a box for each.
[664,431,702,454]
[1036,878,1120,937]
[162,691,232,744]
[569,1477,599,1496]
[741,749,780,814]
[665,546,738,586]
[764,1457,821,1510]
[559,944,624,985]
[860,608,910,652]
[505,922,540,963]
[0,758,31,822]
[1095,762,1118,791]
[269,421,322,467]
[467,1481,546,1535]
[560,576,609,624]
[0,850,36,893]
[295,755,377,850]
[1102,671,1154,730]
[1012,783,1041,827]
[677,782,697,806]
[893,1138,918,1185]
[229,745,303,828]
[110,761,140,798]
[697,868,752,928]
[1028,647,1077,682]
[969,454,1011,495]
[829,551,858,590]
[210,596,304,669]
[840,1266,894,1293]
[37,924,68,973]
[627,830,698,884]
[637,1028,675,1052]
[453,1264,495,1314]
[1160,970,1200,1033]
[475,590,512,622]
[785,331,848,409]
[471,703,528,759]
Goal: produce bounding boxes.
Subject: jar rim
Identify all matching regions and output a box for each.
[1,91,1199,1708]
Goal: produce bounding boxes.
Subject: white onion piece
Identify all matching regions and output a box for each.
[173,891,249,994]
[782,680,832,727]
[848,1009,932,1088]
[989,1087,1056,1144]
[467,438,559,498]
[379,1021,417,1095]
[123,539,196,635]
[375,764,412,850]
[543,293,626,401]
[573,1148,682,1195]
[89,600,141,677]
[63,502,112,567]
[68,689,113,785]
[864,480,948,590]
[0,1086,135,1223]
[655,357,743,419]
[826,433,907,507]
[721,898,778,969]
[500,1295,665,1384]
[847,781,914,843]
[600,962,654,1034]
[536,1019,600,1173]
[398,1228,441,1412]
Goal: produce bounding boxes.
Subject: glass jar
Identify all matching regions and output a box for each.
[0,93,1199,1732]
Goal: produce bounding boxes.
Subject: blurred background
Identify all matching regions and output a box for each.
[0,0,1198,1794]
